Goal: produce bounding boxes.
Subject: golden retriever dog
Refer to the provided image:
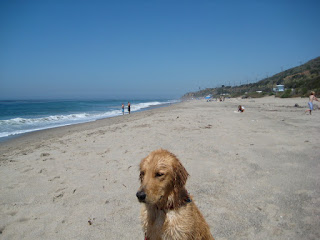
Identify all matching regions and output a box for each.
[136,149,214,240]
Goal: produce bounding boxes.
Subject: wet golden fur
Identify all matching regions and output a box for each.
[137,149,214,240]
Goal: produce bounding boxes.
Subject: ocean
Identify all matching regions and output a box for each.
[0,99,178,141]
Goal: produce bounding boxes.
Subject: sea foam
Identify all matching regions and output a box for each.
[0,99,178,139]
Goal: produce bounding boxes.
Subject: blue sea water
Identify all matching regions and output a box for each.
[0,99,178,140]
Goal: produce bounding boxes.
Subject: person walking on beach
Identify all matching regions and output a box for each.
[121,103,124,115]
[128,102,131,114]
[305,91,319,115]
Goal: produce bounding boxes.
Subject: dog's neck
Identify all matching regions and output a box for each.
[157,187,191,211]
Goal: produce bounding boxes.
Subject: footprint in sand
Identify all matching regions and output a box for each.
[7,211,17,216]
[53,191,65,202]
[49,176,60,182]
[55,187,66,193]
[38,168,47,174]
[18,217,29,222]
[22,167,34,173]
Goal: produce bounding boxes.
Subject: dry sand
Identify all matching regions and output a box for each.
[0,96,320,240]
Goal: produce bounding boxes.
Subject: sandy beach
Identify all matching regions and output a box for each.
[0,96,319,240]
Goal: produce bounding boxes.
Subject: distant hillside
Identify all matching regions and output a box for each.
[182,56,320,99]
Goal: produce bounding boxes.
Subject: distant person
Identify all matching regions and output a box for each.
[128,102,131,114]
[305,91,319,115]
[121,103,124,115]
[238,105,245,112]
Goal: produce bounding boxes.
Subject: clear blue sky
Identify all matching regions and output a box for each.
[1,0,320,99]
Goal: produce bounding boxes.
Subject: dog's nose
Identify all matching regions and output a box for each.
[136,190,146,202]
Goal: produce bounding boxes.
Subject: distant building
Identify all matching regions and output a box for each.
[273,85,285,92]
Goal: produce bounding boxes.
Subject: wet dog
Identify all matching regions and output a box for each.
[136,149,214,240]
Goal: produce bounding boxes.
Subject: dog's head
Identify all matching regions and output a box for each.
[136,149,189,207]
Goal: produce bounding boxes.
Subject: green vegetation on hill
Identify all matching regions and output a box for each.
[182,56,320,99]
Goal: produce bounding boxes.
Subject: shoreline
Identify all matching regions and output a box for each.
[0,101,178,148]
[1,96,319,240]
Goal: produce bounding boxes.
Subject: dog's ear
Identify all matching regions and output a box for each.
[173,160,189,188]
[139,157,147,181]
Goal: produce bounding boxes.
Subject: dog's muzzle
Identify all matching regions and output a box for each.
[136,190,146,202]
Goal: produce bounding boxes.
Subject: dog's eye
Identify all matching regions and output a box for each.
[155,172,164,177]
[139,171,145,180]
